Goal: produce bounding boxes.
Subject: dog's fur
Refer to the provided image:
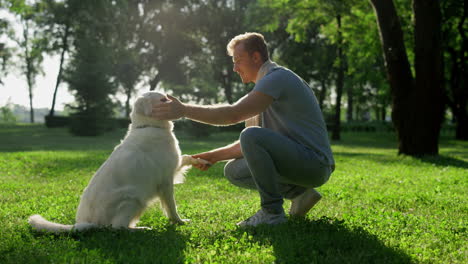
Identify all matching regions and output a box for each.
[29,92,205,233]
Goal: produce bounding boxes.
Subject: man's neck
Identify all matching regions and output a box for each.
[254,60,278,83]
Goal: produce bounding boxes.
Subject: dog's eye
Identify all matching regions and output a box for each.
[160,98,168,102]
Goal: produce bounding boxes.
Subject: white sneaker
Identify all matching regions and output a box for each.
[237,209,287,227]
[289,188,322,217]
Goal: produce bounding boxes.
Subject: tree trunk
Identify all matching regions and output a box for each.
[410,0,444,154]
[318,79,327,110]
[445,5,468,140]
[49,24,70,117]
[24,21,34,123]
[222,66,233,104]
[446,47,468,140]
[347,83,353,122]
[149,73,160,91]
[125,88,131,117]
[369,0,443,155]
[332,14,344,140]
[28,78,34,123]
[455,113,468,139]
[381,106,386,121]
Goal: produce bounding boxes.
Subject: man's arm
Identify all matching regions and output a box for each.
[152,91,273,125]
[191,141,242,171]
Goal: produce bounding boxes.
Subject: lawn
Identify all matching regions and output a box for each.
[0,124,466,263]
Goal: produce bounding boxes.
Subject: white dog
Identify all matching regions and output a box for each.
[29,91,208,233]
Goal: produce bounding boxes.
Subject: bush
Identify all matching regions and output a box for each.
[174,120,217,138]
[339,121,394,132]
[174,119,244,138]
[69,113,117,136]
[115,118,131,129]
[0,105,17,124]
[44,115,69,128]
[65,29,116,137]
[45,115,129,130]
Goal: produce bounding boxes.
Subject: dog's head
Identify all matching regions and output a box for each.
[130,91,172,129]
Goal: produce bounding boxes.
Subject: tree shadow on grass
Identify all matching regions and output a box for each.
[234,217,413,264]
[72,226,188,263]
[415,155,468,169]
[26,226,188,263]
[334,152,468,169]
[0,125,127,152]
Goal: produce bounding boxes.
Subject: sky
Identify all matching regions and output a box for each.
[1,54,75,111]
[0,12,149,112]
[0,9,75,111]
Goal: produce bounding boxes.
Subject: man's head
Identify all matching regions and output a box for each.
[227,32,269,83]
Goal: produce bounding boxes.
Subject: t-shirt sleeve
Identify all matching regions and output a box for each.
[253,69,283,100]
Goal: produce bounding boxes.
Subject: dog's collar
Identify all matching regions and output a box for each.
[134,125,166,129]
[134,125,151,129]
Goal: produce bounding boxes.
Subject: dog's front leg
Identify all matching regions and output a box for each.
[180,155,211,167]
[159,185,190,225]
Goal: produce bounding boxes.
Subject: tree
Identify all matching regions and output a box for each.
[339,2,390,122]
[441,0,467,140]
[136,0,199,93]
[36,0,73,117]
[159,0,257,105]
[247,2,336,112]
[369,0,445,155]
[64,0,117,136]
[331,13,345,140]
[0,100,17,123]
[6,0,47,123]
[114,49,142,117]
[0,18,11,84]
[209,0,252,104]
[110,0,144,117]
[276,32,336,111]
[253,0,391,127]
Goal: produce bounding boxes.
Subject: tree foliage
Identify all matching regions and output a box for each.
[441,0,467,140]
[64,0,117,136]
[4,0,48,123]
[34,0,73,117]
[0,0,465,149]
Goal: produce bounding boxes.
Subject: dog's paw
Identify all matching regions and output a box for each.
[191,157,211,166]
[129,226,152,232]
[181,155,211,167]
[171,218,191,225]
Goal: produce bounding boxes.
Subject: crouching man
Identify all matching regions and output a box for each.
[152,32,335,227]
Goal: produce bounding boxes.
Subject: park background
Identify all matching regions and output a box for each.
[0,0,466,263]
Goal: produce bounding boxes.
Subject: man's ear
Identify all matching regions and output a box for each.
[133,97,152,116]
[252,51,262,64]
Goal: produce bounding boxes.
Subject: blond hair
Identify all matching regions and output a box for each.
[227,32,269,62]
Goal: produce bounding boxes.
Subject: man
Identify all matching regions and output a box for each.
[152,32,335,227]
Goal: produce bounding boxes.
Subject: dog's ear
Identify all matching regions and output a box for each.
[133,97,152,116]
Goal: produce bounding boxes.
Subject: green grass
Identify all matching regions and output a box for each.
[0,124,466,263]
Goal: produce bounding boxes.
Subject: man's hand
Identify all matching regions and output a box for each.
[192,152,218,171]
[152,95,186,120]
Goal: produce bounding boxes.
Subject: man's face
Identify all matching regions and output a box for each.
[232,43,263,84]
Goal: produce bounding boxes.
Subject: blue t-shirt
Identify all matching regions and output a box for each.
[253,66,335,166]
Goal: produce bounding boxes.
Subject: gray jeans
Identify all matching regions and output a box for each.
[224,127,332,214]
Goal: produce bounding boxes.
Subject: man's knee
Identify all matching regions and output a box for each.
[224,160,240,184]
[240,127,263,147]
[224,159,255,190]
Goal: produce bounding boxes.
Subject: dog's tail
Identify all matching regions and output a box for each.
[28,215,73,234]
[28,215,96,234]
